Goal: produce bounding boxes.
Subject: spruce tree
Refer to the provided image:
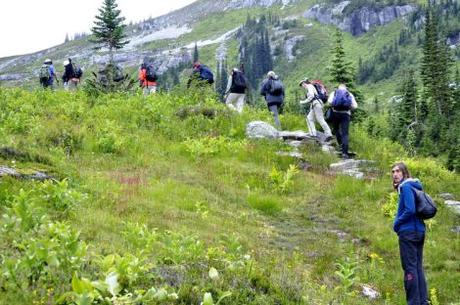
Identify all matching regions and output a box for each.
[193,43,199,63]
[91,0,129,64]
[329,28,364,106]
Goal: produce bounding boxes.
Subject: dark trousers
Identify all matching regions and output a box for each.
[331,112,350,154]
[398,231,428,305]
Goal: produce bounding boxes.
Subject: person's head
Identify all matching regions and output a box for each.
[338,83,347,90]
[232,67,239,74]
[299,78,310,88]
[267,71,277,79]
[63,60,70,66]
[193,61,201,69]
[391,162,411,188]
[44,59,52,65]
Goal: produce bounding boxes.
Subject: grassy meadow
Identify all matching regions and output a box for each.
[0,87,459,304]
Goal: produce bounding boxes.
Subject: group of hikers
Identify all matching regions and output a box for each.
[36,56,433,305]
[39,58,83,90]
[39,58,358,159]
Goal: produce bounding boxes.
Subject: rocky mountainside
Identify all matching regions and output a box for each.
[0,0,459,93]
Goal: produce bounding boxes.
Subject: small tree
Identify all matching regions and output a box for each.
[193,43,199,63]
[90,0,131,92]
[91,0,129,64]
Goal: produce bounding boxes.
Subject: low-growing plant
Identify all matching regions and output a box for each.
[269,164,299,193]
[247,193,282,215]
[334,257,360,295]
[381,191,398,218]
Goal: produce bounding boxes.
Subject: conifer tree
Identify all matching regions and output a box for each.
[329,28,364,105]
[64,33,70,43]
[91,0,129,64]
[193,43,199,63]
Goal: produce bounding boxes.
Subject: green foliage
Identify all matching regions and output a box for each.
[381,191,398,218]
[247,193,282,215]
[269,164,299,193]
[334,257,360,295]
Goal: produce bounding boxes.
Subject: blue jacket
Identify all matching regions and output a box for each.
[393,178,426,234]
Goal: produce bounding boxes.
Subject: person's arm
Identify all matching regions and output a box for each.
[350,93,358,110]
[327,90,335,105]
[300,84,315,104]
[393,184,416,232]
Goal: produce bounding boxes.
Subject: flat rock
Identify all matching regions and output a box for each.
[0,166,20,177]
[445,200,460,214]
[277,151,303,159]
[329,159,372,171]
[362,285,380,299]
[286,140,303,148]
[246,121,279,139]
[439,193,455,200]
[342,169,365,179]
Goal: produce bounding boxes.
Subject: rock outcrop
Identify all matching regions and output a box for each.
[304,1,417,36]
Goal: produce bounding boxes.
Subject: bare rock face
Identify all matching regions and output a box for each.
[304,2,417,36]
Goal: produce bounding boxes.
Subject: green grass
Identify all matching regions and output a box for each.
[0,80,459,304]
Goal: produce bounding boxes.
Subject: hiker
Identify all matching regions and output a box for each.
[299,78,333,141]
[225,68,247,113]
[138,62,158,95]
[260,71,284,129]
[391,162,429,305]
[187,61,214,88]
[327,84,358,159]
[39,59,59,89]
[62,58,82,91]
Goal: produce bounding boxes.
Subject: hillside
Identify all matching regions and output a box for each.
[0,88,459,304]
[1,0,459,103]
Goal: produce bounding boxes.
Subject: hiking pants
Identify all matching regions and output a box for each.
[226,93,245,113]
[399,231,428,305]
[65,79,79,91]
[306,101,332,137]
[269,105,281,129]
[143,85,157,96]
[331,112,350,154]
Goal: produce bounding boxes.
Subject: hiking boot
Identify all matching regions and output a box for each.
[341,153,351,159]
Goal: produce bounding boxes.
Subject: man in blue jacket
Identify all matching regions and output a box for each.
[392,162,429,305]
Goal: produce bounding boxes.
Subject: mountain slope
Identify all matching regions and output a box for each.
[0,88,459,304]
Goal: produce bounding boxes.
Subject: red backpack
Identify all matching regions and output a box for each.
[311,80,328,102]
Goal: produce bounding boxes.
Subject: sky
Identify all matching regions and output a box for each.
[0,0,197,58]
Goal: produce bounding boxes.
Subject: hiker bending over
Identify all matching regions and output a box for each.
[39,59,59,89]
[187,61,214,88]
[139,62,158,95]
[225,68,247,113]
[327,84,358,159]
[391,162,429,305]
[299,78,332,141]
[260,71,284,129]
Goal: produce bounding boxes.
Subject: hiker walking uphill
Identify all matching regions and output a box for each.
[225,68,247,113]
[39,59,59,89]
[391,162,430,305]
[138,62,158,95]
[327,84,358,159]
[299,78,333,141]
[62,58,82,91]
[187,61,214,88]
[260,71,284,129]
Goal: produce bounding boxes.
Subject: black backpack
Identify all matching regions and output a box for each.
[73,63,83,78]
[269,79,283,96]
[412,188,437,219]
[232,71,247,91]
[39,64,51,83]
[145,64,158,82]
